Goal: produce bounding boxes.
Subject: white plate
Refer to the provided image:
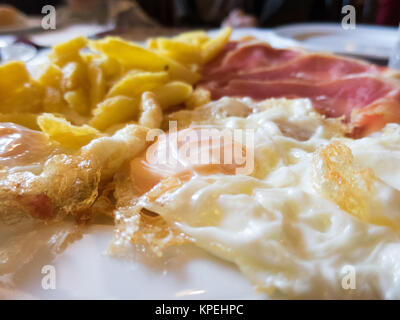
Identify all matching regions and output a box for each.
[29,24,113,47]
[0,224,265,300]
[275,23,398,60]
[209,27,298,48]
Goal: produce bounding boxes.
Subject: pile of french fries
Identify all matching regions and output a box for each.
[0,28,232,149]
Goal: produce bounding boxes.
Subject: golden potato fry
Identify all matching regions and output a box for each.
[36,64,66,113]
[147,38,158,50]
[104,121,137,135]
[43,86,66,113]
[175,30,210,46]
[90,95,140,131]
[0,81,44,113]
[49,36,88,66]
[37,63,63,88]
[64,89,90,115]
[90,37,200,84]
[138,92,163,129]
[81,52,100,61]
[156,39,202,64]
[148,31,209,51]
[188,63,201,73]
[0,62,44,113]
[38,113,100,149]
[152,81,193,109]
[202,27,232,63]
[82,53,121,80]
[185,87,211,109]
[0,112,40,130]
[99,56,121,80]
[61,61,88,92]
[87,58,106,108]
[0,61,31,95]
[107,71,168,99]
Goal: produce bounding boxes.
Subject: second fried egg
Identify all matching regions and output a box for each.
[115,97,400,299]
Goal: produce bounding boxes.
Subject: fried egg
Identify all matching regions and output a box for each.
[112,97,400,299]
[0,122,148,224]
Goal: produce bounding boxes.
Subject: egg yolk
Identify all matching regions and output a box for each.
[0,122,53,167]
[130,127,250,194]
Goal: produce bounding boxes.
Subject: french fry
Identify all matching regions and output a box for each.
[36,65,66,113]
[99,56,121,80]
[61,61,88,92]
[147,38,158,50]
[0,61,44,113]
[175,30,210,46]
[149,31,209,50]
[185,87,211,109]
[156,38,202,64]
[49,36,88,66]
[0,81,44,113]
[202,27,232,63]
[90,96,140,131]
[83,53,121,80]
[87,58,106,108]
[0,61,32,99]
[0,29,234,151]
[107,71,168,99]
[38,113,100,149]
[37,63,63,88]
[138,92,163,129]
[64,89,90,115]
[152,81,193,109]
[43,86,66,113]
[90,37,201,84]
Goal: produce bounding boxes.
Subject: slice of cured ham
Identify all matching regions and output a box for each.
[209,77,394,119]
[199,39,400,137]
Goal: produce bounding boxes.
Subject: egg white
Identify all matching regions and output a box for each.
[130,97,400,299]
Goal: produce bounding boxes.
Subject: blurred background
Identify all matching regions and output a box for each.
[1,0,399,28]
[0,0,399,66]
